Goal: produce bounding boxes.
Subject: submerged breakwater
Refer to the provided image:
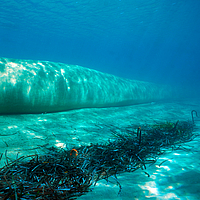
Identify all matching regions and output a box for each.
[0,57,177,114]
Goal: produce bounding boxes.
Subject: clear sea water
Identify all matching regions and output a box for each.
[0,0,200,96]
[0,1,200,200]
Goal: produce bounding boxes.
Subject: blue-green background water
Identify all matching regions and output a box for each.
[0,0,200,94]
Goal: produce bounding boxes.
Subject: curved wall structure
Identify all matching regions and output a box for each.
[0,57,174,114]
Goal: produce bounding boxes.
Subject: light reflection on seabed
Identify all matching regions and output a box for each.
[36,116,85,148]
[137,155,189,200]
[138,176,180,199]
[55,140,66,148]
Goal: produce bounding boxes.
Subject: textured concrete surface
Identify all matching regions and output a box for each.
[0,57,176,114]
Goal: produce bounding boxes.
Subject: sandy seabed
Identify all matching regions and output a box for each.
[0,99,200,200]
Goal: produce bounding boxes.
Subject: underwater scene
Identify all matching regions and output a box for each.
[0,0,200,199]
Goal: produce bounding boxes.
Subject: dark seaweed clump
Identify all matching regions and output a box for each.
[0,120,198,199]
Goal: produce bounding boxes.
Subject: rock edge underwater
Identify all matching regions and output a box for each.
[0,57,174,114]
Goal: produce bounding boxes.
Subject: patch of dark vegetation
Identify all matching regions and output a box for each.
[0,112,199,199]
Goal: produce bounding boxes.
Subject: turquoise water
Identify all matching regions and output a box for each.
[0,1,200,199]
[0,100,200,199]
[0,1,200,94]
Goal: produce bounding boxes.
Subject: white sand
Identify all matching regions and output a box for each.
[0,99,200,199]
